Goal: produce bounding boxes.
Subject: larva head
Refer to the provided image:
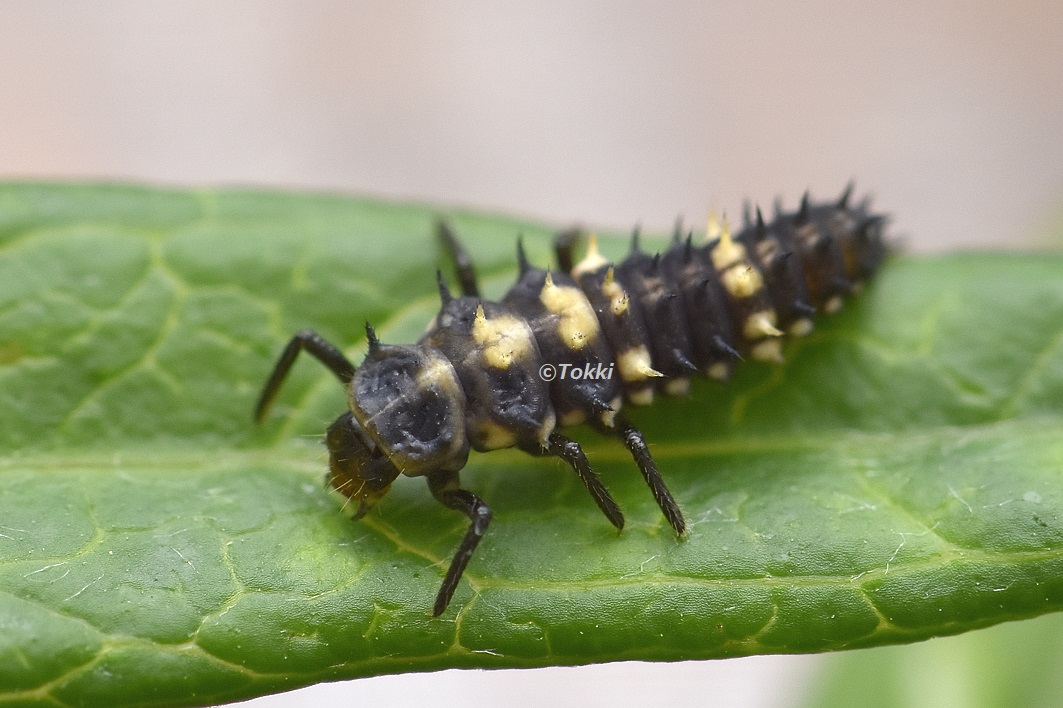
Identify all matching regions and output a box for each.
[325,412,399,518]
[342,326,470,498]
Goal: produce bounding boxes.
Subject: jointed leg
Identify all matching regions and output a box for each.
[546,431,624,530]
[254,330,356,422]
[611,416,686,536]
[428,469,493,616]
[436,221,481,297]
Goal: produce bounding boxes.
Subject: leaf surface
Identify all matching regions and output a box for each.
[1,183,1062,706]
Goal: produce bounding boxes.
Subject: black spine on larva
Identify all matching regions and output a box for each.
[503,261,621,424]
[568,248,658,404]
[773,193,852,312]
[735,208,816,337]
[837,196,889,284]
[613,231,699,382]
[563,186,887,399]
[659,235,742,381]
[421,294,554,454]
[704,227,784,363]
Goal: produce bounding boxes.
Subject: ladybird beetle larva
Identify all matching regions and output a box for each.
[254,185,887,615]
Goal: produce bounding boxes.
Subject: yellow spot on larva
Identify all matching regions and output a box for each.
[472,304,534,369]
[475,420,517,451]
[756,236,780,264]
[706,362,730,380]
[710,216,746,271]
[601,267,629,316]
[415,356,464,403]
[795,223,818,249]
[537,409,557,446]
[540,273,600,350]
[560,409,587,427]
[751,338,784,363]
[744,310,783,340]
[617,346,662,382]
[627,386,655,406]
[599,395,623,428]
[721,264,765,299]
[705,211,722,244]
[572,234,609,278]
[664,377,690,397]
[789,318,814,337]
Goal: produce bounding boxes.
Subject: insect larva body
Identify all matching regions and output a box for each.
[255,185,887,615]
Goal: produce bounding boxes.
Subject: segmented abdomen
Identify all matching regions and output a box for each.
[558,187,887,408]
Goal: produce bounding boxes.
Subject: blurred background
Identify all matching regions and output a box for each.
[2,2,1062,706]
[4,2,1063,250]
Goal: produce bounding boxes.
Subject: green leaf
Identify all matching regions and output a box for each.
[1,182,1062,707]
[803,608,1063,708]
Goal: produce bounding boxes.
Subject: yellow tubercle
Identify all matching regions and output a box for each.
[750,338,785,363]
[743,311,783,340]
[572,234,610,278]
[539,272,600,350]
[601,267,629,316]
[705,211,722,243]
[617,346,662,382]
[472,303,535,369]
[710,215,746,271]
[721,264,765,299]
[706,362,730,381]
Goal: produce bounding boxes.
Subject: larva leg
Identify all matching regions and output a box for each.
[428,469,493,616]
[546,431,625,530]
[612,416,686,536]
[255,330,355,422]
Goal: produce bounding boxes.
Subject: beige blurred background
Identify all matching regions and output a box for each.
[3,2,1062,250]
[2,2,1061,707]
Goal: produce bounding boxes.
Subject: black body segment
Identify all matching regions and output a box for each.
[660,235,743,382]
[832,192,888,285]
[349,340,470,476]
[612,233,699,396]
[421,290,554,453]
[502,261,622,427]
[253,185,888,616]
[705,217,786,363]
[567,236,660,405]
[735,208,817,338]
[777,193,853,312]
